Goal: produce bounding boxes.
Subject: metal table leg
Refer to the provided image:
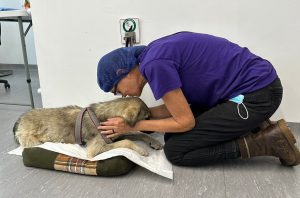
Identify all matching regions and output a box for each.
[17,16,35,108]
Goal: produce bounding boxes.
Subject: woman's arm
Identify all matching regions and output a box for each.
[149,104,171,119]
[133,88,195,132]
[99,88,195,138]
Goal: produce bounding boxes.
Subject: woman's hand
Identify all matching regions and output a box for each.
[97,117,133,138]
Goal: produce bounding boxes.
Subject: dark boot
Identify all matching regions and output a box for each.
[251,119,276,133]
[238,119,300,166]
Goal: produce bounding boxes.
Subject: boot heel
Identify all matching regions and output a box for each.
[279,146,300,166]
[277,119,300,166]
[278,119,296,144]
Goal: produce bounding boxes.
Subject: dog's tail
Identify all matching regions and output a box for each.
[13,117,21,144]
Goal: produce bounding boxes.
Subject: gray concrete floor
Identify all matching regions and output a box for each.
[0,67,299,198]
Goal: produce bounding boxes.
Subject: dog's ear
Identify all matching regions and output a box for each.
[122,106,140,127]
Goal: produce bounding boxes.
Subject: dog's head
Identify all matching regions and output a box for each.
[91,97,151,127]
[137,102,151,120]
[124,97,151,126]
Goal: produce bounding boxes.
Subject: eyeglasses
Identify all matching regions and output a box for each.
[112,82,121,96]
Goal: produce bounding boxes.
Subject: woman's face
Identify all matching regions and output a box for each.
[111,74,143,97]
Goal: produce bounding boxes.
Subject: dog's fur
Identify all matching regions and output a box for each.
[14,97,163,158]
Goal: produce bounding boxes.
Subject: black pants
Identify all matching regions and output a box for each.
[164,77,283,166]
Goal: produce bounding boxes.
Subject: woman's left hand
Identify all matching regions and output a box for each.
[97,117,132,138]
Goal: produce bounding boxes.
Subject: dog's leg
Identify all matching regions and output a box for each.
[105,139,149,156]
[86,135,107,158]
[118,132,163,150]
[86,134,149,158]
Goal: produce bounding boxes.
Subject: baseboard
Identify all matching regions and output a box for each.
[0,70,13,77]
[288,122,300,134]
[0,64,38,70]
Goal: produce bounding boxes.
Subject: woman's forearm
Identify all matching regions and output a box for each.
[131,117,194,133]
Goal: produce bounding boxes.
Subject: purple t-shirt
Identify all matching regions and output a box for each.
[138,32,277,107]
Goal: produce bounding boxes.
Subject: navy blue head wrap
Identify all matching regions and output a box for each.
[97,46,146,92]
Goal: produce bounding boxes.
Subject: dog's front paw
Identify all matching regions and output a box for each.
[87,149,99,159]
[87,152,96,159]
[149,140,163,150]
[136,147,149,156]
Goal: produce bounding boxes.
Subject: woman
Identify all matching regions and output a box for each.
[97,32,300,166]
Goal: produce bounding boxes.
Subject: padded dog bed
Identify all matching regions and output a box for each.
[22,147,136,176]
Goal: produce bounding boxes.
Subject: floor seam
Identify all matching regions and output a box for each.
[223,163,227,198]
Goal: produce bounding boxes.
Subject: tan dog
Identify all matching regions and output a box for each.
[13,97,163,158]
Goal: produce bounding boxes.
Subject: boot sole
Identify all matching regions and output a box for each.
[277,119,300,166]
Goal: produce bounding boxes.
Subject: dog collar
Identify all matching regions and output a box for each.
[75,107,113,145]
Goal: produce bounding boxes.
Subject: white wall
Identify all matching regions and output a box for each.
[0,0,36,64]
[30,0,300,122]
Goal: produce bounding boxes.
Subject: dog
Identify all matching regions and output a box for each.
[13,97,163,158]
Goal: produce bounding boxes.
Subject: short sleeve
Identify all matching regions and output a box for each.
[140,59,182,100]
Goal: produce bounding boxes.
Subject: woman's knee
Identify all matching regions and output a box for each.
[163,141,186,166]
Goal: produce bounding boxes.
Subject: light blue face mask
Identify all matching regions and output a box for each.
[229,94,249,119]
[229,95,244,104]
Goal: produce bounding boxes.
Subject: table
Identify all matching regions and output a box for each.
[0,9,35,108]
